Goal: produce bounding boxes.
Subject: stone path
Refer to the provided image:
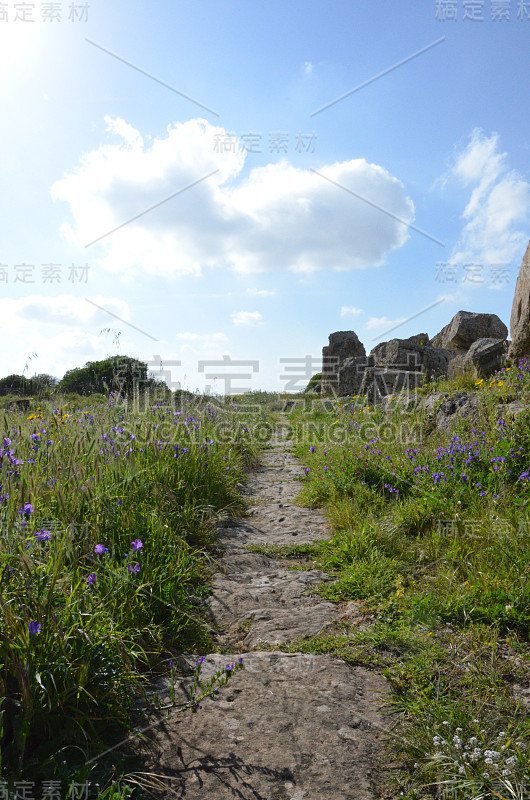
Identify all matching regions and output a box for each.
[139,423,392,799]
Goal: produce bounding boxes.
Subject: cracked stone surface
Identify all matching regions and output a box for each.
[139,424,392,799]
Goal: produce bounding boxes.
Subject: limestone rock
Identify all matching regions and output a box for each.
[336,355,372,397]
[322,331,365,393]
[463,337,508,377]
[370,334,452,381]
[432,310,507,350]
[446,350,469,379]
[508,241,530,361]
[142,651,391,800]
[496,401,527,421]
[419,392,449,415]
[435,392,482,432]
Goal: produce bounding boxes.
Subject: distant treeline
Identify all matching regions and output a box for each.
[0,356,165,397]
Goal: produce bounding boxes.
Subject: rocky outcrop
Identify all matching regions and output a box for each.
[321,331,366,393]
[418,391,527,432]
[370,333,453,381]
[432,392,482,432]
[320,309,509,401]
[508,241,530,361]
[336,355,371,397]
[463,337,508,377]
[432,310,508,351]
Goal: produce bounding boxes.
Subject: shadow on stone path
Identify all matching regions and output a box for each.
[140,423,393,799]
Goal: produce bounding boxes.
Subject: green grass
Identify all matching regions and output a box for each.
[0,394,270,788]
[282,359,530,799]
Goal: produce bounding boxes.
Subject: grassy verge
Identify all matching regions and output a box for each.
[0,393,268,792]
[281,361,530,800]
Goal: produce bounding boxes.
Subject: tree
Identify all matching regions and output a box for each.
[0,374,33,396]
[58,356,150,396]
[304,373,322,393]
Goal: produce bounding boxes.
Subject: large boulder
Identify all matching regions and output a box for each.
[322,331,366,393]
[432,310,507,350]
[508,240,530,362]
[435,392,482,432]
[325,331,366,362]
[463,337,508,377]
[337,355,371,397]
[369,334,452,381]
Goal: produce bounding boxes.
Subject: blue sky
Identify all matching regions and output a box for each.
[1,0,530,392]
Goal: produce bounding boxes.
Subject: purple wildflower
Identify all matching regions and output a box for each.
[131,539,143,552]
[87,572,96,586]
[127,562,140,574]
[28,621,41,636]
[94,544,108,555]
[34,529,51,542]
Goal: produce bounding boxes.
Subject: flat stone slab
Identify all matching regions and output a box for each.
[207,567,336,648]
[140,652,392,800]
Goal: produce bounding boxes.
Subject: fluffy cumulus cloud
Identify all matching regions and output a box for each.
[51,117,415,278]
[231,311,264,327]
[447,129,530,268]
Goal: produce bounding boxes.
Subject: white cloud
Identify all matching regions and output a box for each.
[341,305,363,317]
[366,316,407,333]
[231,311,264,327]
[246,288,276,297]
[304,61,313,76]
[0,294,130,328]
[52,117,414,278]
[446,129,530,267]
